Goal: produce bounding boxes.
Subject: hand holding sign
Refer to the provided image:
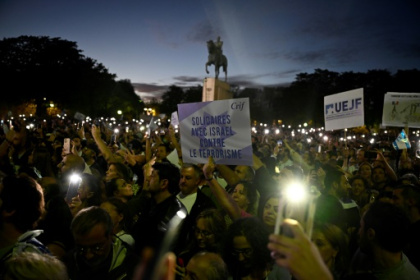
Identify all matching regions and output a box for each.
[203,156,216,180]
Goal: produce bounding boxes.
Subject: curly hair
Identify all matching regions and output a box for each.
[222,217,272,279]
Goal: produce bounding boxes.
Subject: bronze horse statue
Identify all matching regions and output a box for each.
[205,40,228,81]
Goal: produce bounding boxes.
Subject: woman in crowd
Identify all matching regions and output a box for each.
[105,178,134,202]
[100,197,135,247]
[175,209,226,279]
[311,223,349,279]
[223,217,289,280]
[357,161,374,188]
[69,173,102,216]
[258,193,280,233]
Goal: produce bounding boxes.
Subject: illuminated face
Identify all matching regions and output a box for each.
[351,179,365,197]
[179,167,200,195]
[312,230,338,270]
[262,198,279,228]
[114,179,133,198]
[231,184,249,211]
[194,218,215,249]
[234,166,252,182]
[105,164,119,182]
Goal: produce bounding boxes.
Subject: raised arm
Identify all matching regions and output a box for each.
[203,157,241,220]
[91,124,117,163]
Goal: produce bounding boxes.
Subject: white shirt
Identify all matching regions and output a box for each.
[176,192,197,214]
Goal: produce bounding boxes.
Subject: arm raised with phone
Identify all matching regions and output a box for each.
[267,219,333,280]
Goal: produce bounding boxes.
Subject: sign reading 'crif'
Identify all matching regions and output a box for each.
[324,88,364,131]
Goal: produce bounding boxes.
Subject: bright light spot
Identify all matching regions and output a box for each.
[303,123,308,127]
[323,135,328,142]
[264,129,269,135]
[275,129,280,134]
[69,174,82,184]
[370,138,375,144]
[176,210,187,219]
[114,128,119,134]
[284,182,307,203]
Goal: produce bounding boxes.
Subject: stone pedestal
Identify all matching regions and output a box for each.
[202,78,232,101]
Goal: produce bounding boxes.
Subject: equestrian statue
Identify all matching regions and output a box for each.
[205,36,228,81]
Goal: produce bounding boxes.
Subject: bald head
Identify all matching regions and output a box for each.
[185,252,228,280]
[59,154,85,177]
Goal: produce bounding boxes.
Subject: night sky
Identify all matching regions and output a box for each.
[1,0,419,101]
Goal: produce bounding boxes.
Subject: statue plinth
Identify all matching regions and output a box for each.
[202,78,232,102]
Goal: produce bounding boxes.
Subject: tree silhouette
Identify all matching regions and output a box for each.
[0,36,143,118]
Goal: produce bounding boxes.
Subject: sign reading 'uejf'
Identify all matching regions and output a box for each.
[177,98,253,165]
[324,88,364,131]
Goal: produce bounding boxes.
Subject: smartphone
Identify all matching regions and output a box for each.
[277,140,283,146]
[318,145,322,153]
[63,138,71,154]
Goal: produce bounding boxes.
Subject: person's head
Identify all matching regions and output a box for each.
[223,217,272,279]
[149,162,180,195]
[357,161,372,180]
[193,209,226,251]
[58,154,85,178]
[312,223,349,273]
[71,206,114,267]
[155,144,170,161]
[180,164,202,196]
[393,184,420,222]
[0,174,44,232]
[100,197,129,234]
[359,201,410,255]
[78,173,102,206]
[82,145,97,162]
[398,173,419,186]
[231,181,257,213]
[350,175,368,198]
[260,194,280,230]
[356,149,366,163]
[105,178,133,201]
[234,165,255,182]
[3,252,69,280]
[324,167,351,199]
[72,136,82,151]
[372,166,387,185]
[105,162,131,182]
[185,252,228,280]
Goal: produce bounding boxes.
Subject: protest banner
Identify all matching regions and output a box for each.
[382,92,420,128]
[178,98,253,165]
[324,88,364,131]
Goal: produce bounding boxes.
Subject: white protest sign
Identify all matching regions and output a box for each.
[171,111,179,126]
[382,92,420,128]
[324,88,364,131]
[178,98,253,165]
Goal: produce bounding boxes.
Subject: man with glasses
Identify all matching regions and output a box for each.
[63,206,138,280]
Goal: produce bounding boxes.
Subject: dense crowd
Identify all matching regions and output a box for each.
[0,115,420,280]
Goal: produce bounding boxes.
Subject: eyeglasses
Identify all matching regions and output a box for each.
[194,227,214,238]
[232,248,253,258]
[76,242,107,256]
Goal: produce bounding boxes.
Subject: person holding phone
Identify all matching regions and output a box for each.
[268,219,333,280]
